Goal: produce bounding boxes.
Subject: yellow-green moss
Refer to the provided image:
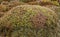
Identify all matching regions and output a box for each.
[0,5,58,37]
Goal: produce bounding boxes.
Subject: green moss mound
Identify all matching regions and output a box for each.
[47,6,60,37]
[0,5,58,37]
[44,5,60,37]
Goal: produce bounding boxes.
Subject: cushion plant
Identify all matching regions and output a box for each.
[0,5,58,37]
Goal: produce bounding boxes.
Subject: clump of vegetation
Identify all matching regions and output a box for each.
[0,5,58,37]
[0,0,60,37]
